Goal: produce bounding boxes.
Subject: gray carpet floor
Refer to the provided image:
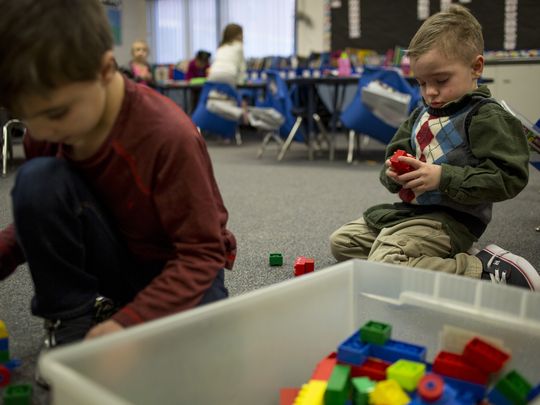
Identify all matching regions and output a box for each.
[0,133,539,404]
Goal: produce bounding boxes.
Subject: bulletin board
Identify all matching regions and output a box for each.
[102,0,122,46]
[330,0,539,54]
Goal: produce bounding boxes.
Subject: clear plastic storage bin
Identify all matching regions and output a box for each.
[39,259,540,405]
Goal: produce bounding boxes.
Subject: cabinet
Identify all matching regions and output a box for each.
[482,62,540,123]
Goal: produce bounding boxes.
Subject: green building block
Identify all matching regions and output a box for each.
[325,364,351,405]
[387,359,426,391]
[360,320,392,345]
[269,253,283,266]
[0,350,9,363]
[3,384,33,405]
[495,370,532,405]
[352,377,375,405]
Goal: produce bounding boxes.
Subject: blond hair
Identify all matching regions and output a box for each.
[407,4,484,64]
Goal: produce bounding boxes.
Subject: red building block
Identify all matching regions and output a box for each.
[390,149,415,174]
[305,258,315,273]
[433,351,488,385]
[417,373,445,402]
[294,256,306,276]
[312,352,337,381]
[280,387,301,405]
[462,337,510,374]
[348,357,391,381]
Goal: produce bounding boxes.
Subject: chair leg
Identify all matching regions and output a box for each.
[256,131,283,159]
[235,129,242,146]
[277,116,303,161]
[347,129,356,164]
[256,132,274,158]
[312,113,331,155]
[2,124,8,177]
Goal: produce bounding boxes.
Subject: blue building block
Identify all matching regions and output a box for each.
[528,384,540,402]
[370,339,426,363]
[441,374,486,403]
[337,331,371,365]
[0,338,8,351]
[488,388,514,405]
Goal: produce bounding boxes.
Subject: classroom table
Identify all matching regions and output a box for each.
[154,80,266,114]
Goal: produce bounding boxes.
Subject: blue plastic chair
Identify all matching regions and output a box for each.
[339,66,421,163]
[191,81,241,142]
[256,70,305,160]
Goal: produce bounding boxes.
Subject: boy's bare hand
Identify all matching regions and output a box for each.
[394,156,442,193]
[85,319,124,340]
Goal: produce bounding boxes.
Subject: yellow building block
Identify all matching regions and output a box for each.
[387,359,426,391]
[370,379,410,405]
[0,320,7,339]
[293,380,328,405]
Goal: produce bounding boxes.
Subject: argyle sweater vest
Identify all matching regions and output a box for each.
[400,98,495,226]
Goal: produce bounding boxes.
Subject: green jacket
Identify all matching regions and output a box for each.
[364,85,529,254]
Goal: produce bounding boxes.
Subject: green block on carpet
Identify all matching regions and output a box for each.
[496,370,532,405]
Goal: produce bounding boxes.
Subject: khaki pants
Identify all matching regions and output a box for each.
[329,217,482,278]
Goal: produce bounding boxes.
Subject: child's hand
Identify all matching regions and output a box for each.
[385,159,406,185]
[397,156,442,193]
[85,319,124,340]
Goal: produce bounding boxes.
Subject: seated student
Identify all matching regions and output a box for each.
[186,50,211,82]
[207,23,246,87]
[329,5,540,290]
[0,0,236,348]
[206,23,249,125]
[128,39,154,85]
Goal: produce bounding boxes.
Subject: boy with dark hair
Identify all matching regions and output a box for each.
[0,0,236,345]
[330,5,540,290]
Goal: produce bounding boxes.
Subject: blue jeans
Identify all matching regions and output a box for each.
[11,157,228,320]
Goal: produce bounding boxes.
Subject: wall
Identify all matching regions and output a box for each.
[113,0,148,66]
[296,0,326,57]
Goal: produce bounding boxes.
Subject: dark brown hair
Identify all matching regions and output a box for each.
[407,4,484,64]
[0,0,113,111]
[220,24,243,46]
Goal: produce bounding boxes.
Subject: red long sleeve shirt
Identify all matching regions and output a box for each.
[0,77,236,326]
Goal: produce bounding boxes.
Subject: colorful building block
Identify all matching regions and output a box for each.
[370,339,427,363]
[311,352,337,381]
[294,256,306,276]
[3,383,33,405]
[293,380,327,405]
[0,320,7,339]
[352,377,375,405]
[360,321,392,345]
[0,350,9,363]
[527,384,540,402]
[417,374,444,402]
[390,149,415,174]
[494,370,532,405]
[433,351,488,385]
[0,337,8,351]
[269,253,284,266]
[462,337,510,373]
[412,378,458,405]
[440,373,487,402]
[337,331,370,365]
[281,388,301,405]
[349,357,391,381]
[386,359,426,391]
[325,364,351,405]
[304,258,315,273]
[370,379,410,405]
[0,365,11,388]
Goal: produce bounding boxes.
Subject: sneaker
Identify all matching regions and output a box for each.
[476,244,540,291]
[35,296,118,388]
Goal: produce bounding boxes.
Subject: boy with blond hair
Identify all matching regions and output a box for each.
[0,0,236,346]
[330,5,540,290]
